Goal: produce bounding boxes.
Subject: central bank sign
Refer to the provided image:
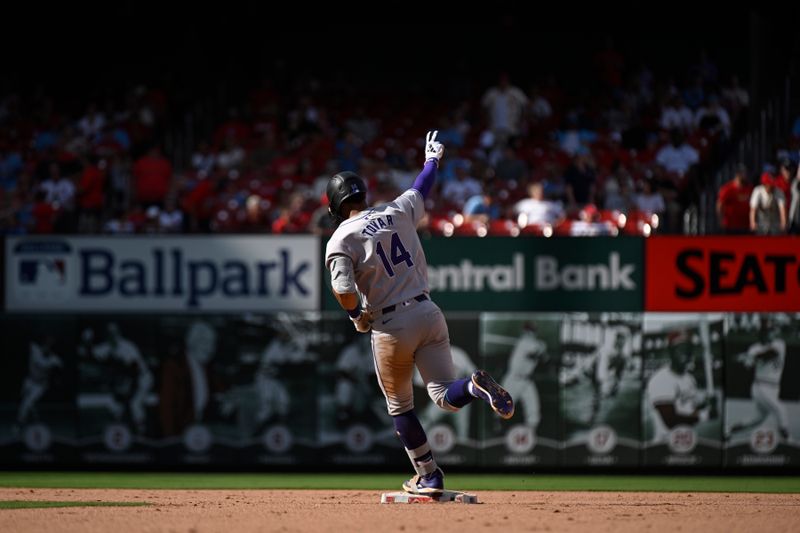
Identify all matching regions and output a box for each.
[5,236,319,312]
[424,237,642,311]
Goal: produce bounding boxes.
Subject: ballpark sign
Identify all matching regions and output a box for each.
[423,237,643,311]
[645,236,800,311]
[5,236,319,312]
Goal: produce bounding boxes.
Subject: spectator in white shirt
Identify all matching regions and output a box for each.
[514,182,566,226]
[656,130,699,176]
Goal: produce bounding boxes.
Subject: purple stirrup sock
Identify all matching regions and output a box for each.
[392,410,428,450]
[444,377,475,408]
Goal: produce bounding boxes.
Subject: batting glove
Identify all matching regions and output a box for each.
[349,309,373,333]
[424,130,445,166]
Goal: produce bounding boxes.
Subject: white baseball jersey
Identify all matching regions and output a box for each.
[507,331,546,377]
[647,366,699,439]
[325,189,428,312]
[749,339,786,385]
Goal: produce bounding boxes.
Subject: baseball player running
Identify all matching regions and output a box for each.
[324,131,514,496]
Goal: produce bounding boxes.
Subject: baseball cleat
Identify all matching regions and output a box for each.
[402,468,444,496]
[471,370,514,420]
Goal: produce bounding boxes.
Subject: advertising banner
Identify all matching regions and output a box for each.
[323,237,643,312]
[645,236,800,311]
[6,236,319,312]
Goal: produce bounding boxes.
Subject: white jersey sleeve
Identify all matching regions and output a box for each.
[393,189,426,228]
[647,367,677,405]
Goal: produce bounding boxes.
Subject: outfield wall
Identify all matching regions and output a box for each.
[2,235,798,470]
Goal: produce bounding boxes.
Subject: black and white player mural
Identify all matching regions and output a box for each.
[0,316,77,462]
[724,313,800,466]
[641,313,724,467]
[190,313,320,466]
[317,313,398,468]
[560,313,642,467]
[76,316,159,462]
[480,313,560,468]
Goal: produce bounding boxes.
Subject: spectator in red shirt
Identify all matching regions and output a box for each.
[31,190,57,234]
[133,145,172,208]
[716,163,753,234]
[271,192,310,234]
[77,156,107,233]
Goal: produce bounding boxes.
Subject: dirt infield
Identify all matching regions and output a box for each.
[1,488,799,532]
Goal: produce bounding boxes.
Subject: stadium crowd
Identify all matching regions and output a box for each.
[1,43,797,238]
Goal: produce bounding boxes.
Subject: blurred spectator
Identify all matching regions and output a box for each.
[600,171,632,212]
[557,112,598,157]
[216,135,245,170]
[682,75,705,111]
[132,145,172,208]
[463,192,501,224]
[441,162,482,210]
[31,190,56,234]
[695,94,731,138]
[77,103,107,142]
[335,130,363,173]
[213,108,250,147]
[0,143,23,190]
[159,197,184,233]
[76,156,107,233]
[750,173,786,234]
[564,152,597,209]
[272,192,310,234]
[789,165,800,234]
[309,193,337,236]
[775,159,793,207]
[249,130,279,170]
[529,85,553,123]
[494,142,528,183]
[513,182,565,226]
[659,95,695,132]
[344,107,379,144]
[655,129,699,176]
[633,179,666,219]
[481,73,529,146]
[721,75,749,119]
[191,141,217,175]
[716,164,753,234]
[103,208,136,234]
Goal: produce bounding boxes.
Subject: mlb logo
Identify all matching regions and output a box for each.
[19,259,66,285]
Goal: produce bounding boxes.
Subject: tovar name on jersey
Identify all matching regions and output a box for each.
[360,214,394,237]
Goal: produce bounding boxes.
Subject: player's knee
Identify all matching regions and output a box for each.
[386,398,414,417]
[426,382,459,412]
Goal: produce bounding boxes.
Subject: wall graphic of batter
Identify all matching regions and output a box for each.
[726,318,790,441]
[646,331,713,443]
[17,336,63,425]
[501,323,547,433]
[80,323,153,433]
